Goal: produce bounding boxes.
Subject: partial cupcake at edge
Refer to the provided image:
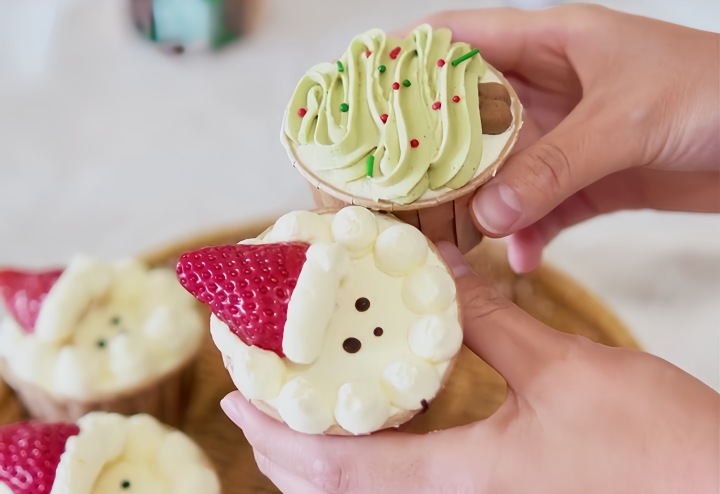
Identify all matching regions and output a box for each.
[0,257,204,425]
[177,207,463,435]
[282,24,523,252]
[0,412,220,494]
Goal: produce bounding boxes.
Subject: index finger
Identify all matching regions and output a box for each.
[392,7,580,91]
[220,391,498,493]
[221,391,427,487]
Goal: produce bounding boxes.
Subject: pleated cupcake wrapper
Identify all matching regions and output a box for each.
[0,352,198,428]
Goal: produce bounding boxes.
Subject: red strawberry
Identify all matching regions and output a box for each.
[0,269,64,334]
[0,422,79,493]
[176,243,309,357]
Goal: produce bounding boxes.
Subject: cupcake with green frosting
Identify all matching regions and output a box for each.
[282,24,522,252]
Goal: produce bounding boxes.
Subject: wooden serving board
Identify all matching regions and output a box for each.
[0,219,640,493]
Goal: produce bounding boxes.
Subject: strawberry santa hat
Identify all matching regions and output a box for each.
[0,421,78,494]
[0,269,64,335]
[0,258,118,344]
[176,242,310,359]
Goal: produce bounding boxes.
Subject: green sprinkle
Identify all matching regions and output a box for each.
[402,79,411,87]
[340,103,349,112]
[121,480,131,489]
[111,316,120,325]
[451,48,479,67]
[366,155,374,177]
[378,65,386,73]
[337,61,344,73]
[97,339,106,348]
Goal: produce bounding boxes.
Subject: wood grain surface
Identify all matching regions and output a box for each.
[0,221,640,494]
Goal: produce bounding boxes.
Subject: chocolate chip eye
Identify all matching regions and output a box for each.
[121,480,131,489]
[373,327,383,337]
[355,298,370,312]
[343,337,362,354]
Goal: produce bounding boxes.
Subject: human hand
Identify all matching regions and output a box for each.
[417,6,720,272]
[220,242,719,494]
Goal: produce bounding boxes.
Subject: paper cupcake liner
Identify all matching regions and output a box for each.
[0,378,23,425]
[288,64,523,254]
[0,351,198,427]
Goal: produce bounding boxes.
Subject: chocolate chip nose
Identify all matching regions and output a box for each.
[342,337,361,354]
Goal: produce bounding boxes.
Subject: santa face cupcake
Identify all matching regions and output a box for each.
[177,207,463,435]
[282,24,522,252]
[0,412,220,494]
[0,257,204,425]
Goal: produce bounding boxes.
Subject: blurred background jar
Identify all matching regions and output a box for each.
[130,0,246,53]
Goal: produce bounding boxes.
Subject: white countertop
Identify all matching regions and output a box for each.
[0,0,718,390]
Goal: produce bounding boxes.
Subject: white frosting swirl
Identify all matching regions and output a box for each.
[266,210,332,244]
[210,314,285,400]
[276,377,335,435]
[382,360,441,410]
[331,206,379,258]
[402,265,456,314]
[335,381,391,435]
[408,315,463,363]
[373,224,429,277]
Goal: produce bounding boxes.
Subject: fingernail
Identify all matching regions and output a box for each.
[473,184,521,234]
[437,241,470,278]
[221,396,244,424]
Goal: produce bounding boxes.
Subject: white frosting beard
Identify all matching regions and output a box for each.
[212,208,462,435]
[0,258,204,400]
[50,412,220,494]
[0,481,12,494]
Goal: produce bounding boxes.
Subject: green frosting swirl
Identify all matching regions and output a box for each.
[284,25,487,204]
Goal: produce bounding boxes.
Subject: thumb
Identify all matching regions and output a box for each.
[438,242,575,390]
[471,104,642,236]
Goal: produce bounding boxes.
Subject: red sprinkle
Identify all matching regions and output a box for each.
[365,49,372,57]
[392,82,400,90]
[389,47,401,59]
[437,59,445,67]
[410,139,419,148]
[452,95,460,103]
[380,114,388,124]
[432,101,441,110]
[297,108,307,117]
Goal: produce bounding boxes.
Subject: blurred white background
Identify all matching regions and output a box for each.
[0,0,718,389]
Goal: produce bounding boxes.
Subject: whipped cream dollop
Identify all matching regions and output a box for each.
[211,208,462,435]
[50,412,220,494]
[0,257,203,400]
[283,24,518,204]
